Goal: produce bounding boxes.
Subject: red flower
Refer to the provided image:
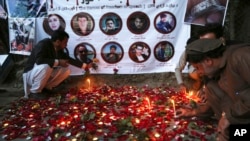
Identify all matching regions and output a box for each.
[113,66,119,74]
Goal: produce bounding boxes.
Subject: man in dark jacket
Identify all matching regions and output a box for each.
[23,30,91,100]
[176,39,250,140]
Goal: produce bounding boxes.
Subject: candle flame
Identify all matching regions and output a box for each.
[187,91,194,97]
[135,118,140,124]
[60,121,66,125]
[186,91,199,102]
[87,78,91,90]
[145,97,151,109]
[171,99,176,117]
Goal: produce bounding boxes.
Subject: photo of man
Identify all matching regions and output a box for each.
[154,41,174,62]
[71,12,95,36]
[127,11,150,34]
[155,12,176,34]
[100,13,122,35]
[101,42,123,64]
[129,42,151,63]
[74,43,96,63]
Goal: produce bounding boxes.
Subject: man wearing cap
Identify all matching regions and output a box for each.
[156,13,173,33]
[176,38,250,140]
[175,23,224,94]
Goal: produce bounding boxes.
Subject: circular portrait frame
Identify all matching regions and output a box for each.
[101,42,124,64]
[71,12,95,36]
[154,11,176,34]
[154,41,174,62]
[127,11,150,34]
[129,41,151,63]
[43,13,66,35]
[74,42,96,64]
[99,12,122,35]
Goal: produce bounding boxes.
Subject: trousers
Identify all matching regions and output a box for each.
[23,64,70,98]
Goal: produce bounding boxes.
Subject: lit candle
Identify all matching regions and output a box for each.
[171,99,176,117]
[87,79,91,90]
[186,91,198,102]
[186,91,193,99]
[145,97,151,110]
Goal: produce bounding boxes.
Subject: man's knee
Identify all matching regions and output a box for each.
[61,67,71,76]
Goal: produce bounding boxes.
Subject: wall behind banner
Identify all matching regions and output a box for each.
[9,0,191,75]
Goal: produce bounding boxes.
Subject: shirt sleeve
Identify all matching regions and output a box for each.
[175,51,187,84]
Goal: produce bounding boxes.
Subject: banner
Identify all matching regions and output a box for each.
[9,0,191,74]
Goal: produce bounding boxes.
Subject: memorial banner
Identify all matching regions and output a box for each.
[9,0,191,74]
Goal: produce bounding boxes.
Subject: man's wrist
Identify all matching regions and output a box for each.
[192,109,198,116]
[222,111,226,118]
[81,63,87,69]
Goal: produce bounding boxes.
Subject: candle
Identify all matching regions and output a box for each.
[87,79,91,91]
[186,91,193,99]
[171,99,176,117]
[145,97,151,110]
[186,91,199,102]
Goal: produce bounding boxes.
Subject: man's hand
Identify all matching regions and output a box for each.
[82,63,87,70]
[82,63,93,70]
[179,83,188,94]
[58,59,69,67]
[176,108,196,118]
[87,63,93,69]
[217,113,230,141]
[196,88,207,103]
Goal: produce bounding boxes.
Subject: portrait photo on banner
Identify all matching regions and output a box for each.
[43,13,66,36]
[100,12,122,36]
[129,42,151,63]
[154,41,174,62]
[127,11,150,35]
[74,42,96,64]
[71,12,95,36]
[154,11,176,34]
[9,18,35,55]
[101,42,124,64]
[184,0,229,25]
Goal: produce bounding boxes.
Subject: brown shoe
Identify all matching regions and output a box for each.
[29,92,48,100]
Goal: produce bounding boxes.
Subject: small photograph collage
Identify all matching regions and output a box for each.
[73,40,174,64]
[8,9,176,63]
[43,11,176,64]
[43,11,176,36]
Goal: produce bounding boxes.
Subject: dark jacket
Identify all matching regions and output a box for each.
[207,43,250,124]
[24,38,83,73]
